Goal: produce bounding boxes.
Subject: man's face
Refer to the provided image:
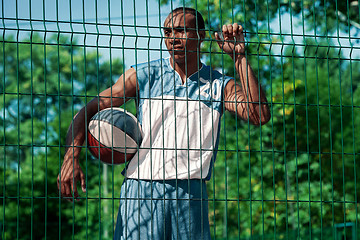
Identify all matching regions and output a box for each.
[163,12,204,64]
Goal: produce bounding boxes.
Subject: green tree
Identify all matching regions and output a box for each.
[206,39,360,239]
[1,1,359,239]
[0,33,128,239]
[160,0,360,34]
[158,0,360,239]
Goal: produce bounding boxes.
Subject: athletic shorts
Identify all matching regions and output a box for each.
[114,178,211,240]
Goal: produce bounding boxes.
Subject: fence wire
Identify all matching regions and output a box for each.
[1,0,360,239]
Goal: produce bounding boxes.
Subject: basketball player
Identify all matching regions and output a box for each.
[58,7,270,239]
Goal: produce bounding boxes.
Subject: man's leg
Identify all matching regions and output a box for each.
[114,178,171,240]
[170,179,211,240]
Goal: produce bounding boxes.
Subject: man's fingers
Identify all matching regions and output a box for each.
[227,24,233,37]
[233,23,239,35]
[221,23,244,35]
[214,32,224,50]
[222,24,244,41]
[237,25,244,41]
[58,159,85,200]
[71,180,80,201]
[238,24,243,34]
[65,181,72,202]
[222,24,229,39]
[60,179,66,195]
[57,176,60,190]
[80,170,87,193]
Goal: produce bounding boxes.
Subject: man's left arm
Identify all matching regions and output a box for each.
[216,23,270,125]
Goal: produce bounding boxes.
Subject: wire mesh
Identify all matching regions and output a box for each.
[1,0,360,239]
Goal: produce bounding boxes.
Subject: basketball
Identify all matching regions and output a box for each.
[87,107,143,164]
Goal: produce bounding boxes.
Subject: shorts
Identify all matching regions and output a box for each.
[114,178,211,240]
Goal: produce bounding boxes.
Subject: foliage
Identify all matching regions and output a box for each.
[157,0,360,239]
[0,34,127,239]
[160,0,360,35]
[207,38,360,239]
[1,0,360,239]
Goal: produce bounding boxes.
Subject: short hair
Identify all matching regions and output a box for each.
[167,7,205,31]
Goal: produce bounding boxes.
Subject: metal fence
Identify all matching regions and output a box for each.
[1,0,359,239]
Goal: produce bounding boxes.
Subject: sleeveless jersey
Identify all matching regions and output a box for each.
[124,58,232,180]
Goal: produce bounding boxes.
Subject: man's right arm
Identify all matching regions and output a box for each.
[57,67,138,201]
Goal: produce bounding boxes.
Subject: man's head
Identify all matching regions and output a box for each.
[163,7,206,64]
[164,7,205,32]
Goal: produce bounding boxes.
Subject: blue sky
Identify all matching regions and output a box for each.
[1,0,358,69]
[1,0,177,67]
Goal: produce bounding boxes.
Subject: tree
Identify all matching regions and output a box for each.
[0,33,128,239]
[158,0,360,239]
[160,0,360,34]
[1,0,359,238]
[206,39,360,239]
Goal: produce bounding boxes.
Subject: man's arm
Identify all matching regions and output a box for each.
[57,68,138,201]
[216,23,270,125]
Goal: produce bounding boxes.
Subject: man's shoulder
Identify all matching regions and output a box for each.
[131,58,169,71]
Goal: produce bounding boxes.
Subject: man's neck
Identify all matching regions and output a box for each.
[170,57,202,84]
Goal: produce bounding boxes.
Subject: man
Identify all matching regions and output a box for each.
[58,7,270,240]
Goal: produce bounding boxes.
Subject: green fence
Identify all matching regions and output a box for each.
[1,0,359,239]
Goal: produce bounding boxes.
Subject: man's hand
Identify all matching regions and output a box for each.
[56,68,138,202]
[215,23,245,57]
[57,151,86,202]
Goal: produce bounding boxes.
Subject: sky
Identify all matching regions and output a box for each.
[1,0,176,67]
[1,0,359,69]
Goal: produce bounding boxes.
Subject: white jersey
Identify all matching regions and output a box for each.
[124,58,232,180]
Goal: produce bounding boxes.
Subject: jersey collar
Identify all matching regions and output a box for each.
[166,57,204,84]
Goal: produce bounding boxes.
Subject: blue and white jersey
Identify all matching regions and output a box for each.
[125,58,232,180]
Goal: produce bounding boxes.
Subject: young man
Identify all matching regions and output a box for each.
[58,7,270,240]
